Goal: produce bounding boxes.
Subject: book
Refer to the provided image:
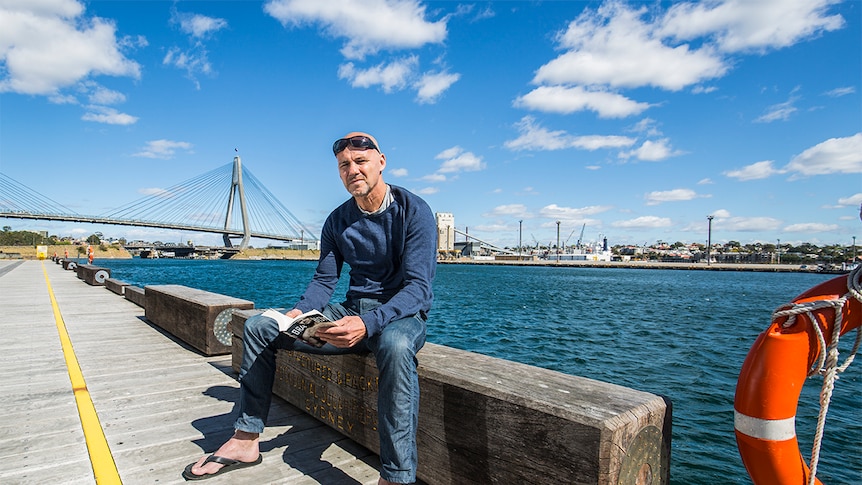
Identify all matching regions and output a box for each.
[261,308,338,347]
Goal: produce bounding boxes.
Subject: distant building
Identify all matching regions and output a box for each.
[268,241,319,251]
[436,212,454,252]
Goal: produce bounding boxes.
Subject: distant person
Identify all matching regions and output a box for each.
[183,132,437,484]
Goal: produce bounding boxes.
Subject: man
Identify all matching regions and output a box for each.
[183,132,437,484]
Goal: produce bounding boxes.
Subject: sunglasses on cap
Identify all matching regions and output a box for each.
[332,136,379,155]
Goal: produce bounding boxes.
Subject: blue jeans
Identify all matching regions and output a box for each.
[235,299,426,484]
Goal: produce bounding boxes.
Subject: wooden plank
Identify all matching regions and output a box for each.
[1,261,387,484]
[105,277,129,295]
[144,284,254,355]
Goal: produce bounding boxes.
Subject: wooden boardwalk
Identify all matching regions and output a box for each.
[0,260,382,485]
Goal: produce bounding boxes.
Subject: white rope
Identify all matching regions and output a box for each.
[770,265,862,485]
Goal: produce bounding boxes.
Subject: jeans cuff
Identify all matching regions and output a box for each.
[234,415,265,434]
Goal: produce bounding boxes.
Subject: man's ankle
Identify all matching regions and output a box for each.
[232,430,260,441]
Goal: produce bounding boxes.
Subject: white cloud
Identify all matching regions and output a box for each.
[338,57,417,92]
[415,186,439,195]
[836,193,862,208]
[518,0,844,120]
[473,223,515,234]
[414,70,460,104]
[164,12,227,89]
[824,86,855,97]
[692,85,718,94]
[611,216,673,229]
[264,1,456,102]
[783,222,840,233]
[535,2,726,91]
[620,138,683,161]
[784,133,862,176]
[434,146,485,173]
[0,0,141,95]
[724,160,784,180]
[174,12,228,38]
[81,106,137,125]
[504,116,635,152]
[539,204,613,220]
[484,204,530,219]
[133,139,194,159]
[421,173,446,182]
[417,146,485,186]
[515,85,650,118]
[87,84,126,105]
[754,95,799,123]
[660,0,845,53]
[644,188,706,205]
[710,212,782,232]
[264,0,447,60]
[630,118,662,137]
[388,167,408,177]
[163,47,213,84]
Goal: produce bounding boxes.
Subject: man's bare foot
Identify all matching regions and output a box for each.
[187,430,260,478]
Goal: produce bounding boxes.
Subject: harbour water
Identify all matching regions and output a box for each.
[95,259,861,484]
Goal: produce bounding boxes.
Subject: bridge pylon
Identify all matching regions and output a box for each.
[223,155,251,249]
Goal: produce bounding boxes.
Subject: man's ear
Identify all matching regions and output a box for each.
[379,153,386,172]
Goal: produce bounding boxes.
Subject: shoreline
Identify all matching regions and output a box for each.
[438,258,837,273]
[1,246,844,274]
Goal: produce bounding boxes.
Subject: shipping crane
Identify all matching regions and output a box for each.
[576,223,586,249]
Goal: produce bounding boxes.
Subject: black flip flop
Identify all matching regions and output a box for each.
[182,454,263,481]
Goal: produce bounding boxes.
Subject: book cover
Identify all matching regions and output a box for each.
[261,309,337,347]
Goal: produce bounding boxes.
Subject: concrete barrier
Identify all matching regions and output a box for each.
[125,285,146,307]
[231,311,671,485]
[77,264,111,286]
[61,259,78,271]
[105,278,130,295]
[145,284,254,356]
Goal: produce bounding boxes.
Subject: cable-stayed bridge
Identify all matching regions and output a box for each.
[0,157,314,250]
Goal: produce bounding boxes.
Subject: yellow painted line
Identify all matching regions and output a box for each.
[42,262,122,485]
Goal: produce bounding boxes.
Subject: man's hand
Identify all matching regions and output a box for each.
[317,315,367,348]
[284,308,302,319]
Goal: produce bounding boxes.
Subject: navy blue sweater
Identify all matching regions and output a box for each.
[294,185,437,337]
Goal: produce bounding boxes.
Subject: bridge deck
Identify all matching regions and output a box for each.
[0,260,382,484]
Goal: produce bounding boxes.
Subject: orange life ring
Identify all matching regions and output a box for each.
[734,272,860,484]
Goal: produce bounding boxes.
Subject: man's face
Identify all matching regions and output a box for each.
[337,145,386,199]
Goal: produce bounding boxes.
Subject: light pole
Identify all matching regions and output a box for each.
[706,215,714,265]
[556,221,561,262]
[777,238,781,264]
[519,220,523,260]
[853,236,857,263]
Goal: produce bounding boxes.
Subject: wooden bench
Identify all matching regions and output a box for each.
[124,285,146,307]
[76,264,111,286]
[231,310,671,484]
[145,284,254,356]
[105,278,130,295]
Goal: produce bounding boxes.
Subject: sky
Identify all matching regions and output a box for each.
[1,0,860,249]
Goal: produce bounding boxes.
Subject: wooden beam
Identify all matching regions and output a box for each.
[231,310,671,484]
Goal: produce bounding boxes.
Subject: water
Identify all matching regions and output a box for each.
[95,259,862,484]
